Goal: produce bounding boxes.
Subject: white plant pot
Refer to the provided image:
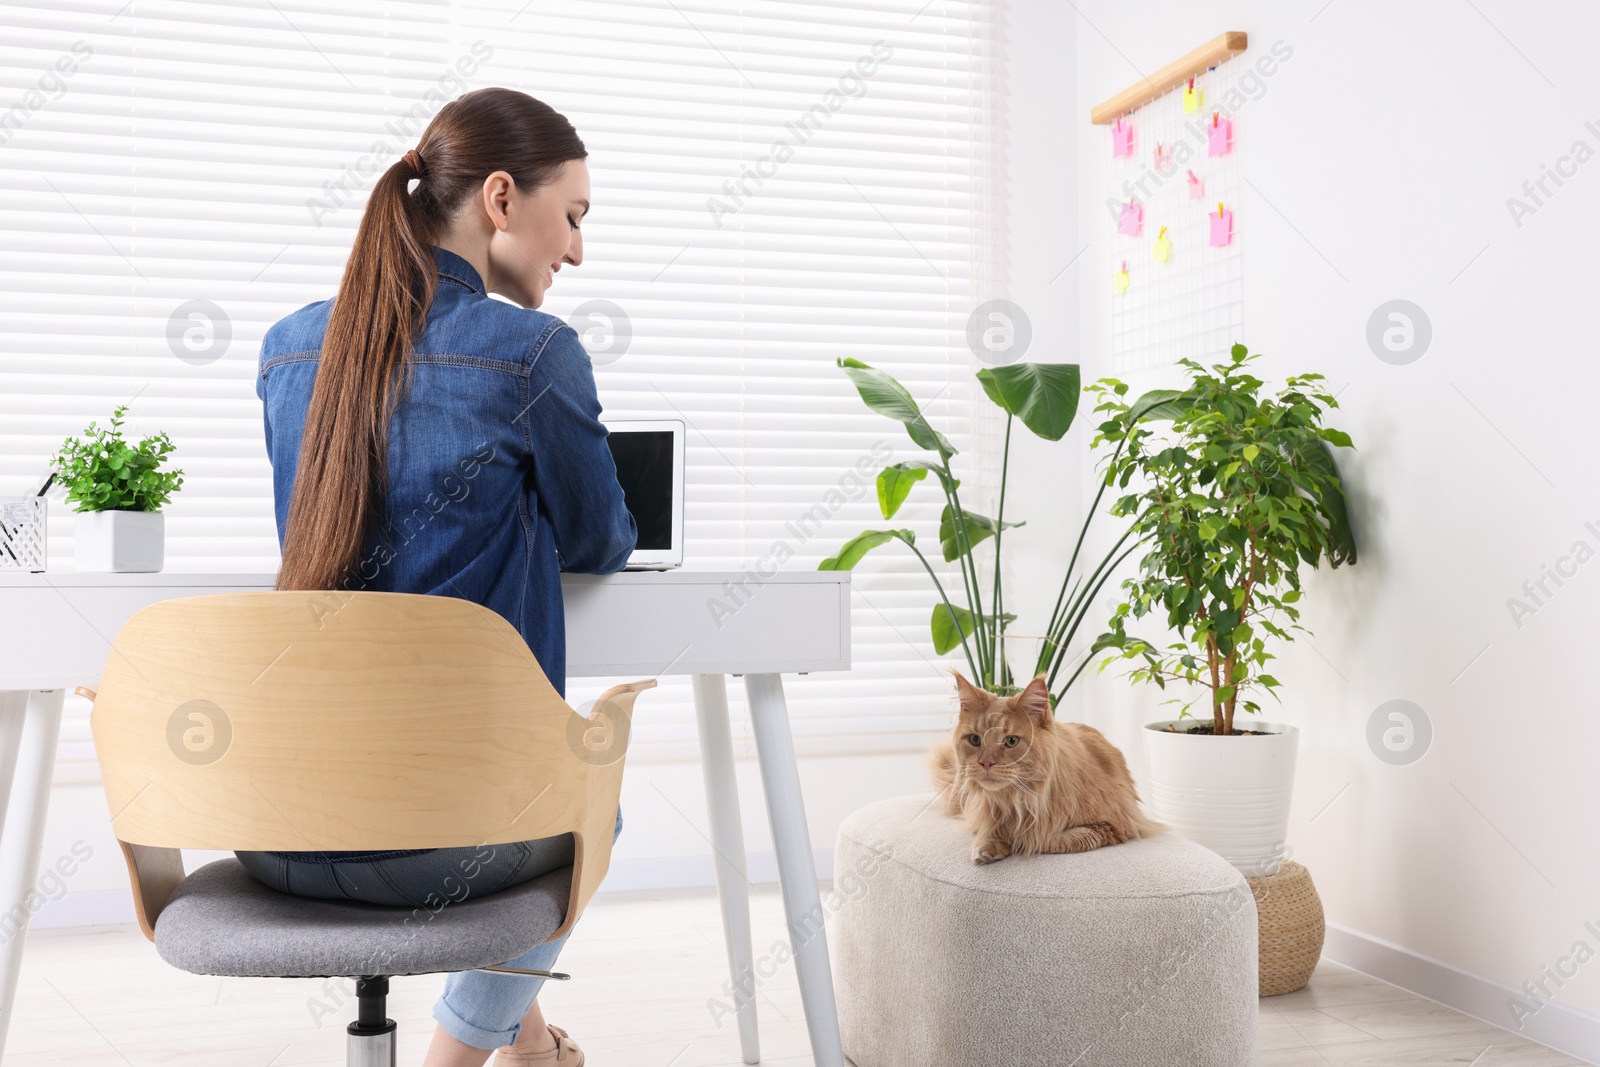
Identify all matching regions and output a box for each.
[75,509,165,573]
[1143,719,1298,878]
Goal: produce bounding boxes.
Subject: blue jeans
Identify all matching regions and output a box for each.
[235,807,623,1049]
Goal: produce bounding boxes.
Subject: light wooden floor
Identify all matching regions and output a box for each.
[6,884,1587,1066]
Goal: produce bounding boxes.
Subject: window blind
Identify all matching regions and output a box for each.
[0,0,1004,763]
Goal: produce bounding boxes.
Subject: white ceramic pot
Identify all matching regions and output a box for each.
[75,509,164,573]
[1143,719,1298,878]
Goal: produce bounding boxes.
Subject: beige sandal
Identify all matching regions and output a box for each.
[494,1023,584,1066]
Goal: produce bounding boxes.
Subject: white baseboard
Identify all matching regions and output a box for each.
[1324,921,1600,1065]
[23,849,836,934]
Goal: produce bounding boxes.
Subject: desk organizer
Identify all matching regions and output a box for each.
[0,498,47,572]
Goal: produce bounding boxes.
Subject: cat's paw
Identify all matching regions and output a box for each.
[972,839,1011,865]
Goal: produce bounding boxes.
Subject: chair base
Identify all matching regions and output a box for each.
[347,976,397,1067]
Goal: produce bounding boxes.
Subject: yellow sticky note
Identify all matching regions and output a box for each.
[1153,230,1172,263]
[1184,86,1202,113]
[1113,267,1130,294]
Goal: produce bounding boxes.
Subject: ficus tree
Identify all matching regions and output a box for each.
[1089,343,1357,735]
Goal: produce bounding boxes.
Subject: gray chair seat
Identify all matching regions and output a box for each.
[153,858,571,978]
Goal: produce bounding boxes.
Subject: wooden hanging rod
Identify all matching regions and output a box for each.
[1089,31,1248,125]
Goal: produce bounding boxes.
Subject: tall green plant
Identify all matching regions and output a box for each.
[1089,343,1356,735]
[818,357,1143,705]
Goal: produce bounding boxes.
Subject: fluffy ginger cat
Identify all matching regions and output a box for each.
[930,669,1163,864]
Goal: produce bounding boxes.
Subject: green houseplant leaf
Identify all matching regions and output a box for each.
[975,363,1081,441]
[837,357,957,462]
[877,463,928,519]
[939,504,1024,563]
[1292,435,1358,567]
[893,458,960,497]
[930,602,974,655]
[818,529,914,570]
[931,604,1017,656]
[1128,388,1191,422]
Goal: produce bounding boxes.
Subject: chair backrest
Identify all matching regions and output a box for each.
[88,590,654,943]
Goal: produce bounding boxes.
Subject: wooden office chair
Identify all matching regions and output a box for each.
[80,590,656,1066]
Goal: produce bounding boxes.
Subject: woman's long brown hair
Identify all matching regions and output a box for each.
[275,88,587,591]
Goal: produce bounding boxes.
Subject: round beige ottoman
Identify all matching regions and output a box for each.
[831,794,1260,1067]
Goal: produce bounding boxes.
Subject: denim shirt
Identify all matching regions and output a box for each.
[252,246,633,863]
[252,245,637,863]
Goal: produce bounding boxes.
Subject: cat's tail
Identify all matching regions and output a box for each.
[1132,806,1168,840]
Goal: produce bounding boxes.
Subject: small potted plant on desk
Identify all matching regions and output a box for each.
[1089,343,1356,879]
[50,404,184,573]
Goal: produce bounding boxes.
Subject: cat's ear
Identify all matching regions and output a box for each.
[1015,673,1053,726]
[949,668,987,715]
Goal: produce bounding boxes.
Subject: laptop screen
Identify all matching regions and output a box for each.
[606,428,675,552]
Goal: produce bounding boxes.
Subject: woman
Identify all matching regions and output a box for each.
[242,87,636,1067]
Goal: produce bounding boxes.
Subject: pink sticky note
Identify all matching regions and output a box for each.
[1207,115,1232,157]
[1209,207,1234,247]
[1112,117,1133,158]
[1187,170,1204,200]
[1117,200,1143,236]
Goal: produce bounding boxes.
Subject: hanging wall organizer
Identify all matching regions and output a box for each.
[1094,31,1248,373]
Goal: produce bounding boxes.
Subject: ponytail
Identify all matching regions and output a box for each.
[274,88,587,591]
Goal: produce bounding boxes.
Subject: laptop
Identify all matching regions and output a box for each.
[603,418,685,570]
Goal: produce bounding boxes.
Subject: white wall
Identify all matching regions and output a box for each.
[1050,0,1600,1048]
[982,0,1082,703]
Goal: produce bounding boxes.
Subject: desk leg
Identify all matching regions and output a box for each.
[0,688,65,1062]
[691,674,760,1065]
[0,691,26,834]
[743,673,844,1067]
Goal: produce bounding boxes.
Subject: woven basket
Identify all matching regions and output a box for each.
[1246,860,1324,996]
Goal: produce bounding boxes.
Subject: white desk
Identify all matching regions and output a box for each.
[0,569,850,1066]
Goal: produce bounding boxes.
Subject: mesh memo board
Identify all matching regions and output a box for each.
[1107,52,1248,374]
